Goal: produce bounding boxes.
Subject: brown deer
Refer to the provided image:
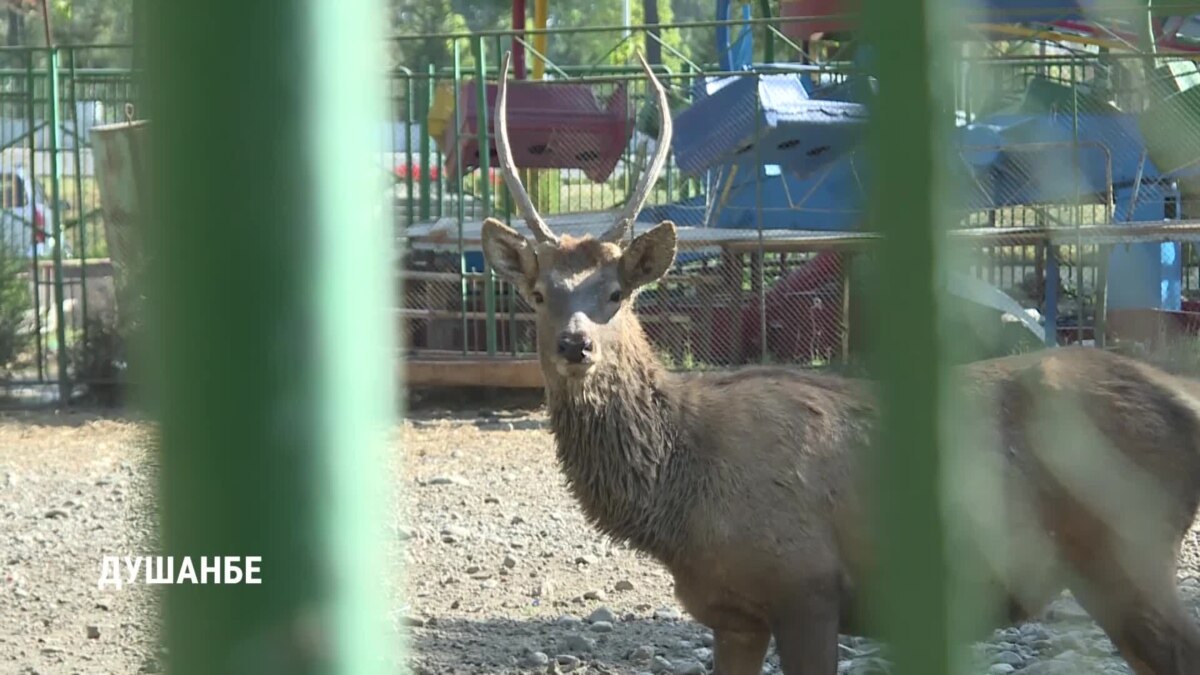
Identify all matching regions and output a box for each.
[479,50,1200,675]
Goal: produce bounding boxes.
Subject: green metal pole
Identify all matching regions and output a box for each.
[144,0,393,673]
[420,64,433,222]
[67,48,88,344]
[474,37,497,356]
[864,0,951,673]
[25,52,44,383]
[404,75,415,228]
[47,47,70,403]
[453,42,469,353]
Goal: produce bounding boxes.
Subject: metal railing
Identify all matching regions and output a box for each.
[4,18,1200,392]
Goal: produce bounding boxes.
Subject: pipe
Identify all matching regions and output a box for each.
[513,0,527,79]
[533,0,548,80]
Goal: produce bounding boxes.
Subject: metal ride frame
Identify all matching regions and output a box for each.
[391,15,1200,388]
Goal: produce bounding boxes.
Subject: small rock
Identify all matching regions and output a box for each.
[1045,598,1090,623]
[466,565,482,574]
[654,608,682,621]
[45,509,69,519]
[396,526,416,541]
[510,515,527,526]
[484,495,501,504]
[583,589,607,601]
[650,656,673,673]
[988,665,1016,675]
[402,615,426,627]
[519,651,550,668]
[427,475,470,487]
[589,621,614,633]
[672,661,705,675]
[575,555,598,566]
[535,580,555,600]
[557,614,582,625]
[614,579,635,592]
[86,625,100,639]
[693,647,713,663]
[555,654,581,670]
[440,525,469,544]
[994,650,1024,667]
[502,555,517,569]
[630,645,655,662]
[588,607,617,624]
[565,635,597,652]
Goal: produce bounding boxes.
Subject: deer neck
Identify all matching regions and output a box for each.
[543,317,691,560]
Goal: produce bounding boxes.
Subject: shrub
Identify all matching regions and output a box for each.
[0,251,31,376]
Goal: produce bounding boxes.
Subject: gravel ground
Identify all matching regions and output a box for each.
[4,403,1200,674]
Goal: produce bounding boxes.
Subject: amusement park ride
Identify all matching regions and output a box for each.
[402,0,1200,388]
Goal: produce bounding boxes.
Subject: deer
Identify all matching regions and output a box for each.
[479,49,1200,675]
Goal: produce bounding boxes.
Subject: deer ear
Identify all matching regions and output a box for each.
[620,220,677,290]
[481,217,538,290]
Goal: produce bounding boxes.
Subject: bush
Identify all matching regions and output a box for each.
[68,312,128,407]
[0,252,31,376]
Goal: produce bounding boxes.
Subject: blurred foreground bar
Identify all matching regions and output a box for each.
[144,1,395,674]
[863,0,954,674]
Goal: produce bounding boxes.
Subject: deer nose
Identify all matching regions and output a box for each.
[557,333,592,364]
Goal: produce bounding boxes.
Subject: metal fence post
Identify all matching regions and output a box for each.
[474,37,498,356]
[47,46,70,403]
[145,0,394,672]
[25,51,44,382]
[864,0,951,673]
[67,48,89,341]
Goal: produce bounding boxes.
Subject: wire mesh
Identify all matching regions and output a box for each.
[388,32,1200,376]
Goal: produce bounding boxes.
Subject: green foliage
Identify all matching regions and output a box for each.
[0,252,31,376]
[391,0,708,76]
[14,0,132,50]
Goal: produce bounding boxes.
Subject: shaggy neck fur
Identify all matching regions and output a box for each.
[543,311,696,562]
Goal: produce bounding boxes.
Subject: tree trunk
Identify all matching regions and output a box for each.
[642,0,661,66]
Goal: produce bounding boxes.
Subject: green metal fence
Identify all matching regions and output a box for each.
[4,2,1200,673]
[387,21,1200,379]
[0,45,136,400]
[8,17,1200,399]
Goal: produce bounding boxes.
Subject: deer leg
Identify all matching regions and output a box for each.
[1069,576,1200,675]
[1054,530,1200,675]
[771,587,840,675]
[711,627,770,675]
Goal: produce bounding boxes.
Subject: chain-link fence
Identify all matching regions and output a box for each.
[8,19,1200,393]
[390,23,1200,382]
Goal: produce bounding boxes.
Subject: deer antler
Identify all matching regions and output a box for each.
[600,51,673,246]
[494,51,559,245]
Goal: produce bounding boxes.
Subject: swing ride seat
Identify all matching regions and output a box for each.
[436,80,633,183]
[672,72,868,178]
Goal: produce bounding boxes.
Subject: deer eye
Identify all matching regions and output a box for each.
[531,291,545,305]
[609,290,621,303]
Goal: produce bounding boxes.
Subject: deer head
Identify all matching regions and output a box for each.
[481,50,676,382]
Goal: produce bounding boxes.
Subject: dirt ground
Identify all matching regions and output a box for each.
[3,401,1200,675]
